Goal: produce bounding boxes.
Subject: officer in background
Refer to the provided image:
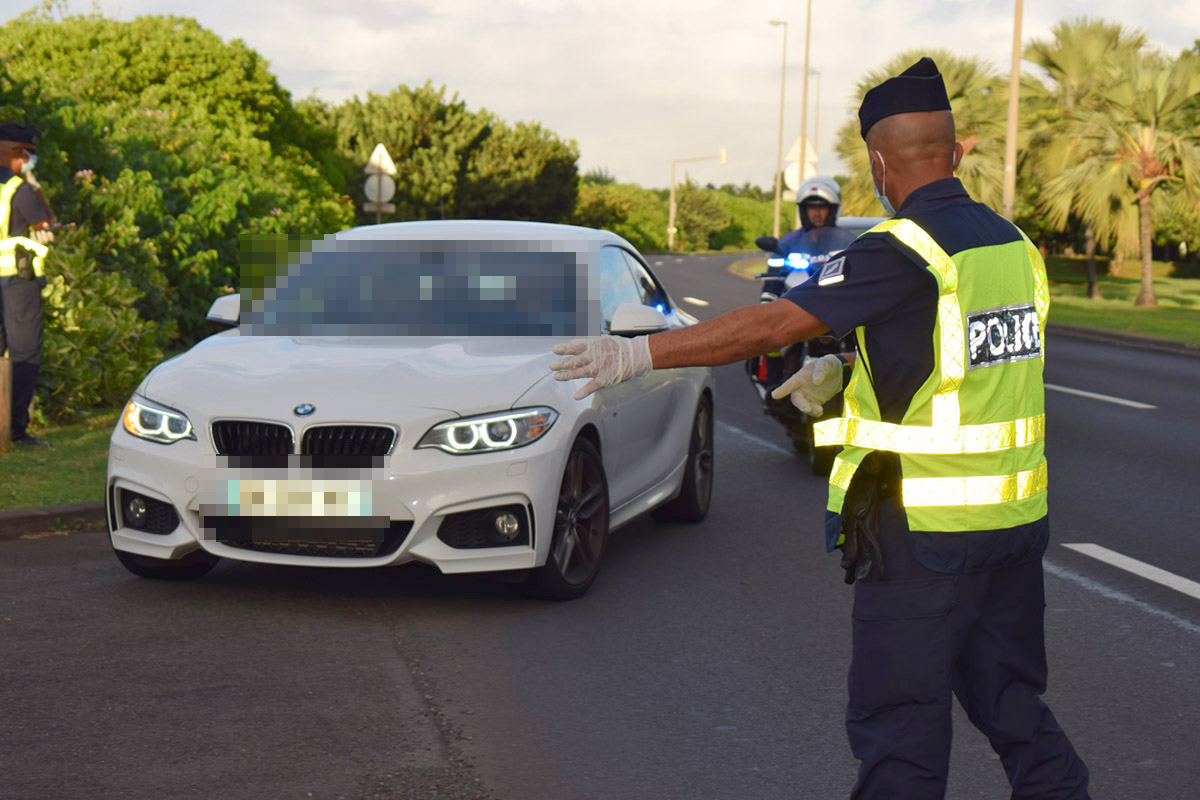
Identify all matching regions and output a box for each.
[549,58,1090,799]
[0,123,54,448]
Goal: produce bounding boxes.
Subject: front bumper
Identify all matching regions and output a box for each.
[106,424,567,574]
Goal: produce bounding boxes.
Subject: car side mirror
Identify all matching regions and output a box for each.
[206,293,240,327]
[609,303,668,336]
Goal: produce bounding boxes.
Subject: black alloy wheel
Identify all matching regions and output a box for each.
[522,438,610,600]
[114,548,220,580]
[652,394,714,523]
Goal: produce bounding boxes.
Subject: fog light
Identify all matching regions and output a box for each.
[493,512,520,541]
[125,495,148,528]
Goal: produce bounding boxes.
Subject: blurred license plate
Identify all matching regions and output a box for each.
[221,479,373,517]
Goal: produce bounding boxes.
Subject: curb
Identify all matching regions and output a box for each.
[0,501,107,541]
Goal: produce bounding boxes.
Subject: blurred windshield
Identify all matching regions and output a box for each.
[789,225,857,256]
[241,242,586,337]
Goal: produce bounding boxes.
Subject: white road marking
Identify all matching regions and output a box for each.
[682,296,710,307]
[1043,559,1200,637]
[1045,383,1156,410]
[717,421,793,457]
[1062,543,1200,602]
[654,261,663,266]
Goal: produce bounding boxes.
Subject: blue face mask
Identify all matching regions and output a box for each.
[871,151,896,216]
[19,153,36,174]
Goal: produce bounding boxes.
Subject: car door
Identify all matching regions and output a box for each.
[587,245,670,507]
[616,249,695,495]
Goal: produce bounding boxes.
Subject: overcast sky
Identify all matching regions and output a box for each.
[4,1,1198,189]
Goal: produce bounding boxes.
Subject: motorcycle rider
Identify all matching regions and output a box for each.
[759,176,843,386]
[775,176,841,265]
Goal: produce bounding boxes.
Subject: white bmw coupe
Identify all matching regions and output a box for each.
[106,221,715,599]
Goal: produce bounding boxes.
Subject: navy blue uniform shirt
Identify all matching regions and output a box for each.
[782,177,1048,573]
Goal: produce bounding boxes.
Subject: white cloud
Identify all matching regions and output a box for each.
[2,0,1196,190]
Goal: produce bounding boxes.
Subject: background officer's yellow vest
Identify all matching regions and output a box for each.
[814,218,1050,533]
[0,174,49,282]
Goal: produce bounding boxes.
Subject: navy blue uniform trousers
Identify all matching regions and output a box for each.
[845,498,1091,799]
[0,277,43,440]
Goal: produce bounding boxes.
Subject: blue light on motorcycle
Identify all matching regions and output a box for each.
[785,254,811,272]
[655,303,665,314]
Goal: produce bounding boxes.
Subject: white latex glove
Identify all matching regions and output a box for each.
[31,228,55,245]
[770,354,845,417]
[550,334,653,400]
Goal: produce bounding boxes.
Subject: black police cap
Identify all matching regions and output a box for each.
[0,123,41,146]
[858,57,951,139]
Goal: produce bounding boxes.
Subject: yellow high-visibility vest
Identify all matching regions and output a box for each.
[0,175,49,281]
[813,217,1051,534]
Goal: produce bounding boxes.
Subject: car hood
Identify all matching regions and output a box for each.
[142,333,562,420]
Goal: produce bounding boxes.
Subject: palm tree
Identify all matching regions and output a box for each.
[834,49,1006,216]
[1041,50,1200,306]
[1025,18,1147,299]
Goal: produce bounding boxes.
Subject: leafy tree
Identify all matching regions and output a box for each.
[582,167,616,185]
[835,50,1006,216]
[0,10,354,348]
[574,182,632,229]
[314,83,578,224]
[1025,17,1148,297]
[674,179,730,251]
[1041,49,1200,305]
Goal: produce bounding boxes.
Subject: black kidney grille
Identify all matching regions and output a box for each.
[211,421,294,457]
[302,426,395,457]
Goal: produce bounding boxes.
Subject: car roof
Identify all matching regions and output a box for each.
[334,219,632,250]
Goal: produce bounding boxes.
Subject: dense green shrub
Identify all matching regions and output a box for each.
[37,230,164,418]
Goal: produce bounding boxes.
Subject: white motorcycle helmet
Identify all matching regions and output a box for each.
[796,176,841,229]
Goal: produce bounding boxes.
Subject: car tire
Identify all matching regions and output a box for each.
[114,548,219,581]
[652,394,714,523]
[521,438,610,601]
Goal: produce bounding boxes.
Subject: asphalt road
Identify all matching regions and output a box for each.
[2,252,1198,799]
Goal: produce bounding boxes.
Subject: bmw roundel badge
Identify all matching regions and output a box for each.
[293,403,316,417]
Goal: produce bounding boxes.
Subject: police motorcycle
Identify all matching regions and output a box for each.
[747,224,857,474]
[742,178,855,473]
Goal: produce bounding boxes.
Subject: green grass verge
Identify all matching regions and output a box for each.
[0,407,119,511]
[1044,256,1200,347]
[728,254,1200,348]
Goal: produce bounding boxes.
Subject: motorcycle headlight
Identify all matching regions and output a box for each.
[417,407,558,455]
[766,257,785,268]
[121,395,196,444]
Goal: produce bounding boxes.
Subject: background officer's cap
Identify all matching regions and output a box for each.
[0,123,41,147]
[858,57,951,139]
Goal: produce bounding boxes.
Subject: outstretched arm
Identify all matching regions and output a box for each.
[550,300,831,399]
[647,299,830,369]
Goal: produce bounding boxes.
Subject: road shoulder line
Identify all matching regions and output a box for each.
[1062,543,1200,602]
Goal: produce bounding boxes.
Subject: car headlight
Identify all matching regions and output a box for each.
[417,407,558,455]
[121,395,196,444]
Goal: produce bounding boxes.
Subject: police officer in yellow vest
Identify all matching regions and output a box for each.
[0,123,54,448]
[548,58,1090,798]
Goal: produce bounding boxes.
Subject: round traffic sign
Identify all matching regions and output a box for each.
[364,174,396,203]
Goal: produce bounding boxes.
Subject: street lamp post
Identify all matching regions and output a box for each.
[667,148,727,251]
[810,68,821,161]
[769,19,788,239]
[1001,0,1024,220]
[795,0,813,228]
